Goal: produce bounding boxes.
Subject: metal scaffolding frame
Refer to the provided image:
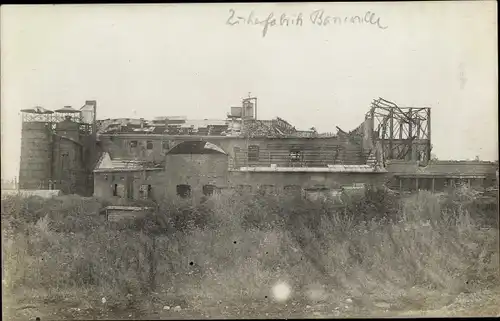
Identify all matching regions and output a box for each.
[368,97,431,162]
[53,106,82,123]
[20,107,54,123]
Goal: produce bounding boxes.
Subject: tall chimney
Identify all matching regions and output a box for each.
[140,118,144,129]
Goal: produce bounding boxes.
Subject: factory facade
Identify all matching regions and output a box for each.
[18,96,498,201]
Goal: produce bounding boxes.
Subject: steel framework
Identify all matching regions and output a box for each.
[21,107,54,123]
[367,97,431,162]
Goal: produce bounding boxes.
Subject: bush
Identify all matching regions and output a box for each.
[440,185,498,227]
[1,195,104,235]
[1,187,498,311]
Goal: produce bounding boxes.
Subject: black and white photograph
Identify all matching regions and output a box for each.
[1,2,499,319]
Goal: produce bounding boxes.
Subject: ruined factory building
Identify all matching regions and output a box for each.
[17,96,498,202]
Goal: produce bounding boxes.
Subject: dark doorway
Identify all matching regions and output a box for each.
[176,184,191,198]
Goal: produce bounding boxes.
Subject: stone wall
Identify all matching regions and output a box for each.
[163,153,229,198]
[93,169,163,200]
[228,171,388,191]
[93,152,387,201]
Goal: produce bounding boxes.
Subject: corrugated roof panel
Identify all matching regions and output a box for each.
[109,159,146,169]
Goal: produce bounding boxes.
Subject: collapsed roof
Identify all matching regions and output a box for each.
[96,116,336,138]
[21,106,54,114]
[94,152,164,172]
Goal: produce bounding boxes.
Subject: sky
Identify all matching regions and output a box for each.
[1,2,498,180]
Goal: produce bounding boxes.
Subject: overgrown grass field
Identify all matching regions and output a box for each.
[2,186,499,318]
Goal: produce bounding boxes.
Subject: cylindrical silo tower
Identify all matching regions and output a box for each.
[53,106,83,194]
[19,107,54,190]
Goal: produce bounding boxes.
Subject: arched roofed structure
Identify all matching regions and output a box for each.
[167,141,227,155]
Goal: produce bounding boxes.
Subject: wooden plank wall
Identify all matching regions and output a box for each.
[234,143,364,168]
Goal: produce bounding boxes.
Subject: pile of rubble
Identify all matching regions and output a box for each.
[241,120,286,138]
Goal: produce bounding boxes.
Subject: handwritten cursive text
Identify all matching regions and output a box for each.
[226,9,388,37]
[226,9,304,37]
[309,9,388,29]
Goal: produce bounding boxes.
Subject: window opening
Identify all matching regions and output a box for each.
[290,150,303,162]
[203,184,216,196]
[176,184,191,198]
[248,145,260,162]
